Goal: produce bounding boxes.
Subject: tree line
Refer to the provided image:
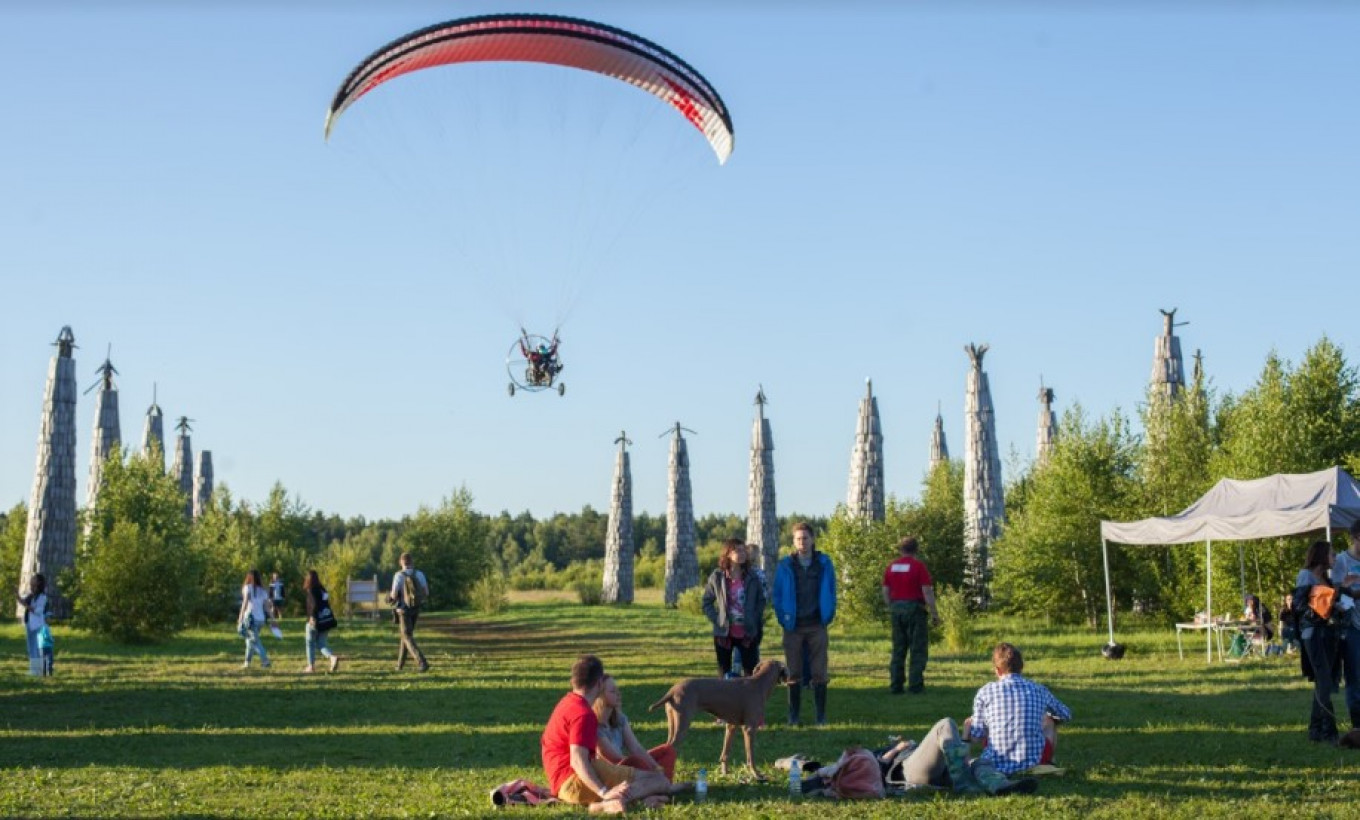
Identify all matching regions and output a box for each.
[0,455,825,642]
[3,335,1352,641]
[819,335,1360,629]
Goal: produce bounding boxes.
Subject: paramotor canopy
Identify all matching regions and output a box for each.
[324,13,735,164]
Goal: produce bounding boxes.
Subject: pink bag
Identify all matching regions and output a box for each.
[827,748,886,800]
[489,779,558,808]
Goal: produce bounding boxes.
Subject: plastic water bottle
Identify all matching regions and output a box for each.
[788,758,802,799]
[695,768,708,801]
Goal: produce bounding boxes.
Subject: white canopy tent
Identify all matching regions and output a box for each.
[1100,467,1360,661]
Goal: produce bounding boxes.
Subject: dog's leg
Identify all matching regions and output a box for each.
[743,726,767,782]
[719,723,736,777]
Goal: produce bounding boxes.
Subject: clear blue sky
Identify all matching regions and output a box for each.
[1,2,1356,521]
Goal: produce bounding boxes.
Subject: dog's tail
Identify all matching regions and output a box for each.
[648,691,673,712]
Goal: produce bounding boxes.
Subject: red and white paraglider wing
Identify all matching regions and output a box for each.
[325,14,734,164]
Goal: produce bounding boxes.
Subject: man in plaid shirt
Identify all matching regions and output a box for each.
[965,642,1072,776]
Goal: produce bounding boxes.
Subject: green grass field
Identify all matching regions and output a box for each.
[1,596,1353,819]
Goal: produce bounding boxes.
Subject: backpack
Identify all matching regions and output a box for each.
[826,748,886,800]
[401,571,427,610]
[1292,583,1340,627]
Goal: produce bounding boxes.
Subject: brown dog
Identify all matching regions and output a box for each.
[648,659,788,780]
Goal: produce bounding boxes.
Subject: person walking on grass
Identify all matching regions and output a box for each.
[303,570,340,674]
[268,572,286,618]
[238,569,275,670]
[882,536,941,694]
[773,522,836,726]
[541,655,686,813]
[388,552,429,672]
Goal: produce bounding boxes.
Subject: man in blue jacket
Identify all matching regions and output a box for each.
[773,522,836,725]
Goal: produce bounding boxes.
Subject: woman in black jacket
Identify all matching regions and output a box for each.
[701,539,767,677]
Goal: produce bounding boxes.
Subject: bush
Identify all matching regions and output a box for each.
[76,522,188,643]
[471,570,510,615]
[936,586,972,653]
[575,582,603,606]
[676,586,705,617]
[398,488,491,610]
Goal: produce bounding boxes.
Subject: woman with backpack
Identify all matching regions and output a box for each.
[1295,541,1340,744]
[303,570,340,673]
[238,569,275,670]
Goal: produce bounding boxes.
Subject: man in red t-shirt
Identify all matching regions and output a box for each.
[882,536,941,694]
[541,655,681,811]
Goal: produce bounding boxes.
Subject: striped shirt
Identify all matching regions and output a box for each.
[968,673,1072,774]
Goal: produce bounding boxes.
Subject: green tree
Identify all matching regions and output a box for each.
[185,487,259,624]
[398,487,490,610]
[1136,361,1217,615]
[991,406,1141,626]
[910,460,966,592]
[74,448,192,642]
[1289,336,1360,471]
[0,503,26,600]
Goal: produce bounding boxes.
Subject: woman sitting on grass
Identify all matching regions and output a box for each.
[592,675,676,780]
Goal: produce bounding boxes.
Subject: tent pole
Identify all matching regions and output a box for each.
[1206,540,1213,663]
[1238,544,1246,602]
[1101,538,1115,645]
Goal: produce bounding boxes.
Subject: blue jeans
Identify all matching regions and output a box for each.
[305,623,334,667]
[244,624,270,667]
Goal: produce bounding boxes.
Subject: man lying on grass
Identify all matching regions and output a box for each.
[541,654,690,813]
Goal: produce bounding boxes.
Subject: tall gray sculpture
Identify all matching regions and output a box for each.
[1036,380,1057,464]
[963,343,1004,609]
[170,416,194,519]
[1150,308,1187,399]
[601,431,634,604]
[193,451,214,519]
[141,384,165,472]
[746,387,779,584]
[929,403,950,470]
[85,352,122,518]
[662,423,699,607]
[846,379,885,521]
[19,327,79,618]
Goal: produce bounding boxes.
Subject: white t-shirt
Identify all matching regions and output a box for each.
[24,592,47,632]
[241,585,270,623]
